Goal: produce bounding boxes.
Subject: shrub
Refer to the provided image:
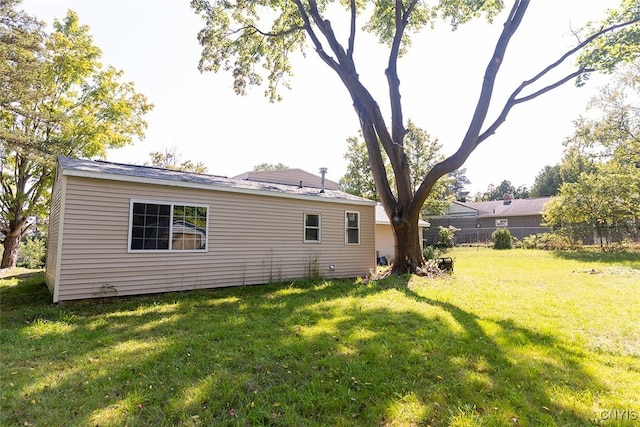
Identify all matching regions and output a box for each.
[18,236,46,269]
[521,232,576,250]
[522,235,538,249]
[492,228,512,250]
[423,245,444,260]
[436,225,459,248]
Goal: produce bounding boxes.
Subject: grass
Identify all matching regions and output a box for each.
[1,248,639,426]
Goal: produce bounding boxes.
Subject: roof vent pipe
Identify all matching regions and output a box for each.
[319,167,327,193]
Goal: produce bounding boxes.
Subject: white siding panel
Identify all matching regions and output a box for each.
[55,177,375,301]
[45,166,65,298]
[375,224,395,263]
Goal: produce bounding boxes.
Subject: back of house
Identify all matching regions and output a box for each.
[46,157,376,302]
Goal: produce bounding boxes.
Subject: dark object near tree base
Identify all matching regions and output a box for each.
[438,257,454,272]
[377,256,388,266]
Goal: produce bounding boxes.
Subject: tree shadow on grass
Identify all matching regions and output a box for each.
[0,274,610,426]
[0,270,50,309]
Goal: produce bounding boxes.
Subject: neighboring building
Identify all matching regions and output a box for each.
[46,157,376,303]
[375,204,429,264]
[424,195,552,245]
[233,168,339,190]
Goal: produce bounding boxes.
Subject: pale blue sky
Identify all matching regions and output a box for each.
[22,0,619,194]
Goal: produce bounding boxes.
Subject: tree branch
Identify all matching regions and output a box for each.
[347,0,356,59]
[225,24,305,39]
[414,0,530,207]
[477,68,593,144]
[380,1,420,204]
[477,11,640,145]
[415,2,640,210]
[292,0,340,72]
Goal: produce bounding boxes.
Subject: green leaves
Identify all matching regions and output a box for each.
[338,121,452,214]
[192,1,507,99]
[437,0,504,29]
[577,0,640,80]
[0,3,152,267]
[192,0,305,102]
[544,60,640,246]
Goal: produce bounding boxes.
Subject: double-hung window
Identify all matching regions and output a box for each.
[304,213,321,243]
[130,201,208,251]
[345,211,360,245]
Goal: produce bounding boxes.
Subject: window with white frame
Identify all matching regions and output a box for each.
[130,201,208,251]
[304,213,321,243]
[345,211,360,244]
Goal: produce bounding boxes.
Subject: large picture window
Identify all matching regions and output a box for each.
[345,211,360,245]
[130,201,208,251]
[304,213,321,243]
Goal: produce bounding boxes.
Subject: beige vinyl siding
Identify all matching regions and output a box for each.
[45,166,65,299]
[55,176,374,301]
[375,224,395,262]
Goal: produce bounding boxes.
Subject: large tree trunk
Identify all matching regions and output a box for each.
[1,230,21,268]
[390,209,424,274]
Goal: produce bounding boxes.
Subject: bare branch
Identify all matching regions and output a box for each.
[415,3,640,210]
[478,12,640,145]
[477,68,592,144]
[381,1,420,203]
[347,0,356,59]
[292,0,340,71]
[360,118,396,210]
[225,24,305,39]
[413,0,530,207]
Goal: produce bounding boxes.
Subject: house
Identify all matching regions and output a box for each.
[235,170,433,265]
[233,168,340,190]
[45,157,376,302]
[424,195,552,245]
[235,171,431,264]
[375,204,429,264]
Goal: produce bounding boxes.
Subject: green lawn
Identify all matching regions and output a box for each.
[1,248,639,426]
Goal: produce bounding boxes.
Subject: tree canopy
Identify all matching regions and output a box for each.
[253,163,290,171]
[339,121,452,215]
[529,165,562,198]
[474,179,529,201]
[446,168,471,202]
[192,0,640,273]
[148,146,208,173]
[544,60,640,247]
[0,2,153,267]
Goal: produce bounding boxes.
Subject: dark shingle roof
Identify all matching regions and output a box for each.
[57,156,375,205]
[464,198,551,217]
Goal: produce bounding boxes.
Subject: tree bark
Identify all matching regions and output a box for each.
[390,206,424,273]
[1,230,21,268]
